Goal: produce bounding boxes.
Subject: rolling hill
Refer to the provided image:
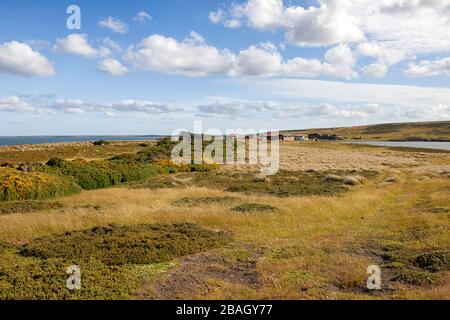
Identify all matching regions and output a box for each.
[283,121,450,141]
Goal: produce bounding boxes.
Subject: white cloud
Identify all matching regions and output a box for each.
[209,0,450,73]
[127,33,357,79]
[126,32,234,77]
[231,44,283,77]
[99,17,129,34]
[102,38,122,52]
[0,41,55,77]
[0,95,181,116]
[133,11,152,23]
[112,100,179,114]
[241,78,450,109]
[361,62,388,78]
[284,0,364,47]
[209,9,225,24]
[273,103,337,119]
[404,57,450,77]
[210,0,364,46]
[48,99,97,114]
[0,96,33,112]
[98,58,129,76]
[53,34,98,58]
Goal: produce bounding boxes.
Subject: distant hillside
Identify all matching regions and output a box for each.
[283,121,450,141]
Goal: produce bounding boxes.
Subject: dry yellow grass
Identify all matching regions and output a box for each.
[0,141,448,299]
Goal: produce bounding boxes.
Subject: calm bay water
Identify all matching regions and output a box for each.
[344,140,450,151]
[0,135,164,146]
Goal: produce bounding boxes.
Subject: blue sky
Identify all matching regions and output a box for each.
[0,0,449,135]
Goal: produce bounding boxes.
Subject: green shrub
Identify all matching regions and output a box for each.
[21,223,231,265]
[0,168,81,201]
[393,269,438,286]
[231,203,277,213]
[414,252,449,272]
[173,196,238,207]
[41,158,159,190]
[0,200,65,215]
[93,140,110,146]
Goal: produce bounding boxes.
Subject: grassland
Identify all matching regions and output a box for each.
[0,139,448,300]
[284,120,450,141]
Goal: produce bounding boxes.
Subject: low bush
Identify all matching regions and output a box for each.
[173,196,238,207]
[0,168,81,201]
[93,140,110,146]
[231,203,277,213]
[21,223,232,265]
[413,252,449,272]
[0,200,65,215]
[393,269,438,286]
[42,158,159,190]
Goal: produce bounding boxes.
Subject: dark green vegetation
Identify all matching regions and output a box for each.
[93,140,110,146]
[0,223,231,299]
[231,203,277,213]
[374,244,450,286]
[0,168,81,202]
[0,200,64,215]
[0,138,214,202]
[172,196,238,207]
[138,170,377,197]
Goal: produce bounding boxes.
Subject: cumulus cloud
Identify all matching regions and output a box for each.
[197,100,274,117]
[404,57,450,77]
[47,99,103,114]
[112,100,179,114]
[98,58,129,76]
[133,11,152,23]
[0,95,181,116]
[0,96,34,112]
[126,32,234,77]
[195,99,387,121]
[0,41,55,77]
[361,62,388,78]
[209,0,450,74]
[102,38,122,52]
[53,34,98,58]
[209,0,364,46]
[98,17,129,34]
[127,33,357,79]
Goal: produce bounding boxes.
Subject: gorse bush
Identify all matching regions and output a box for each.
[0,168,81,201]
[43,158,160,190]
[0,138,217,202]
